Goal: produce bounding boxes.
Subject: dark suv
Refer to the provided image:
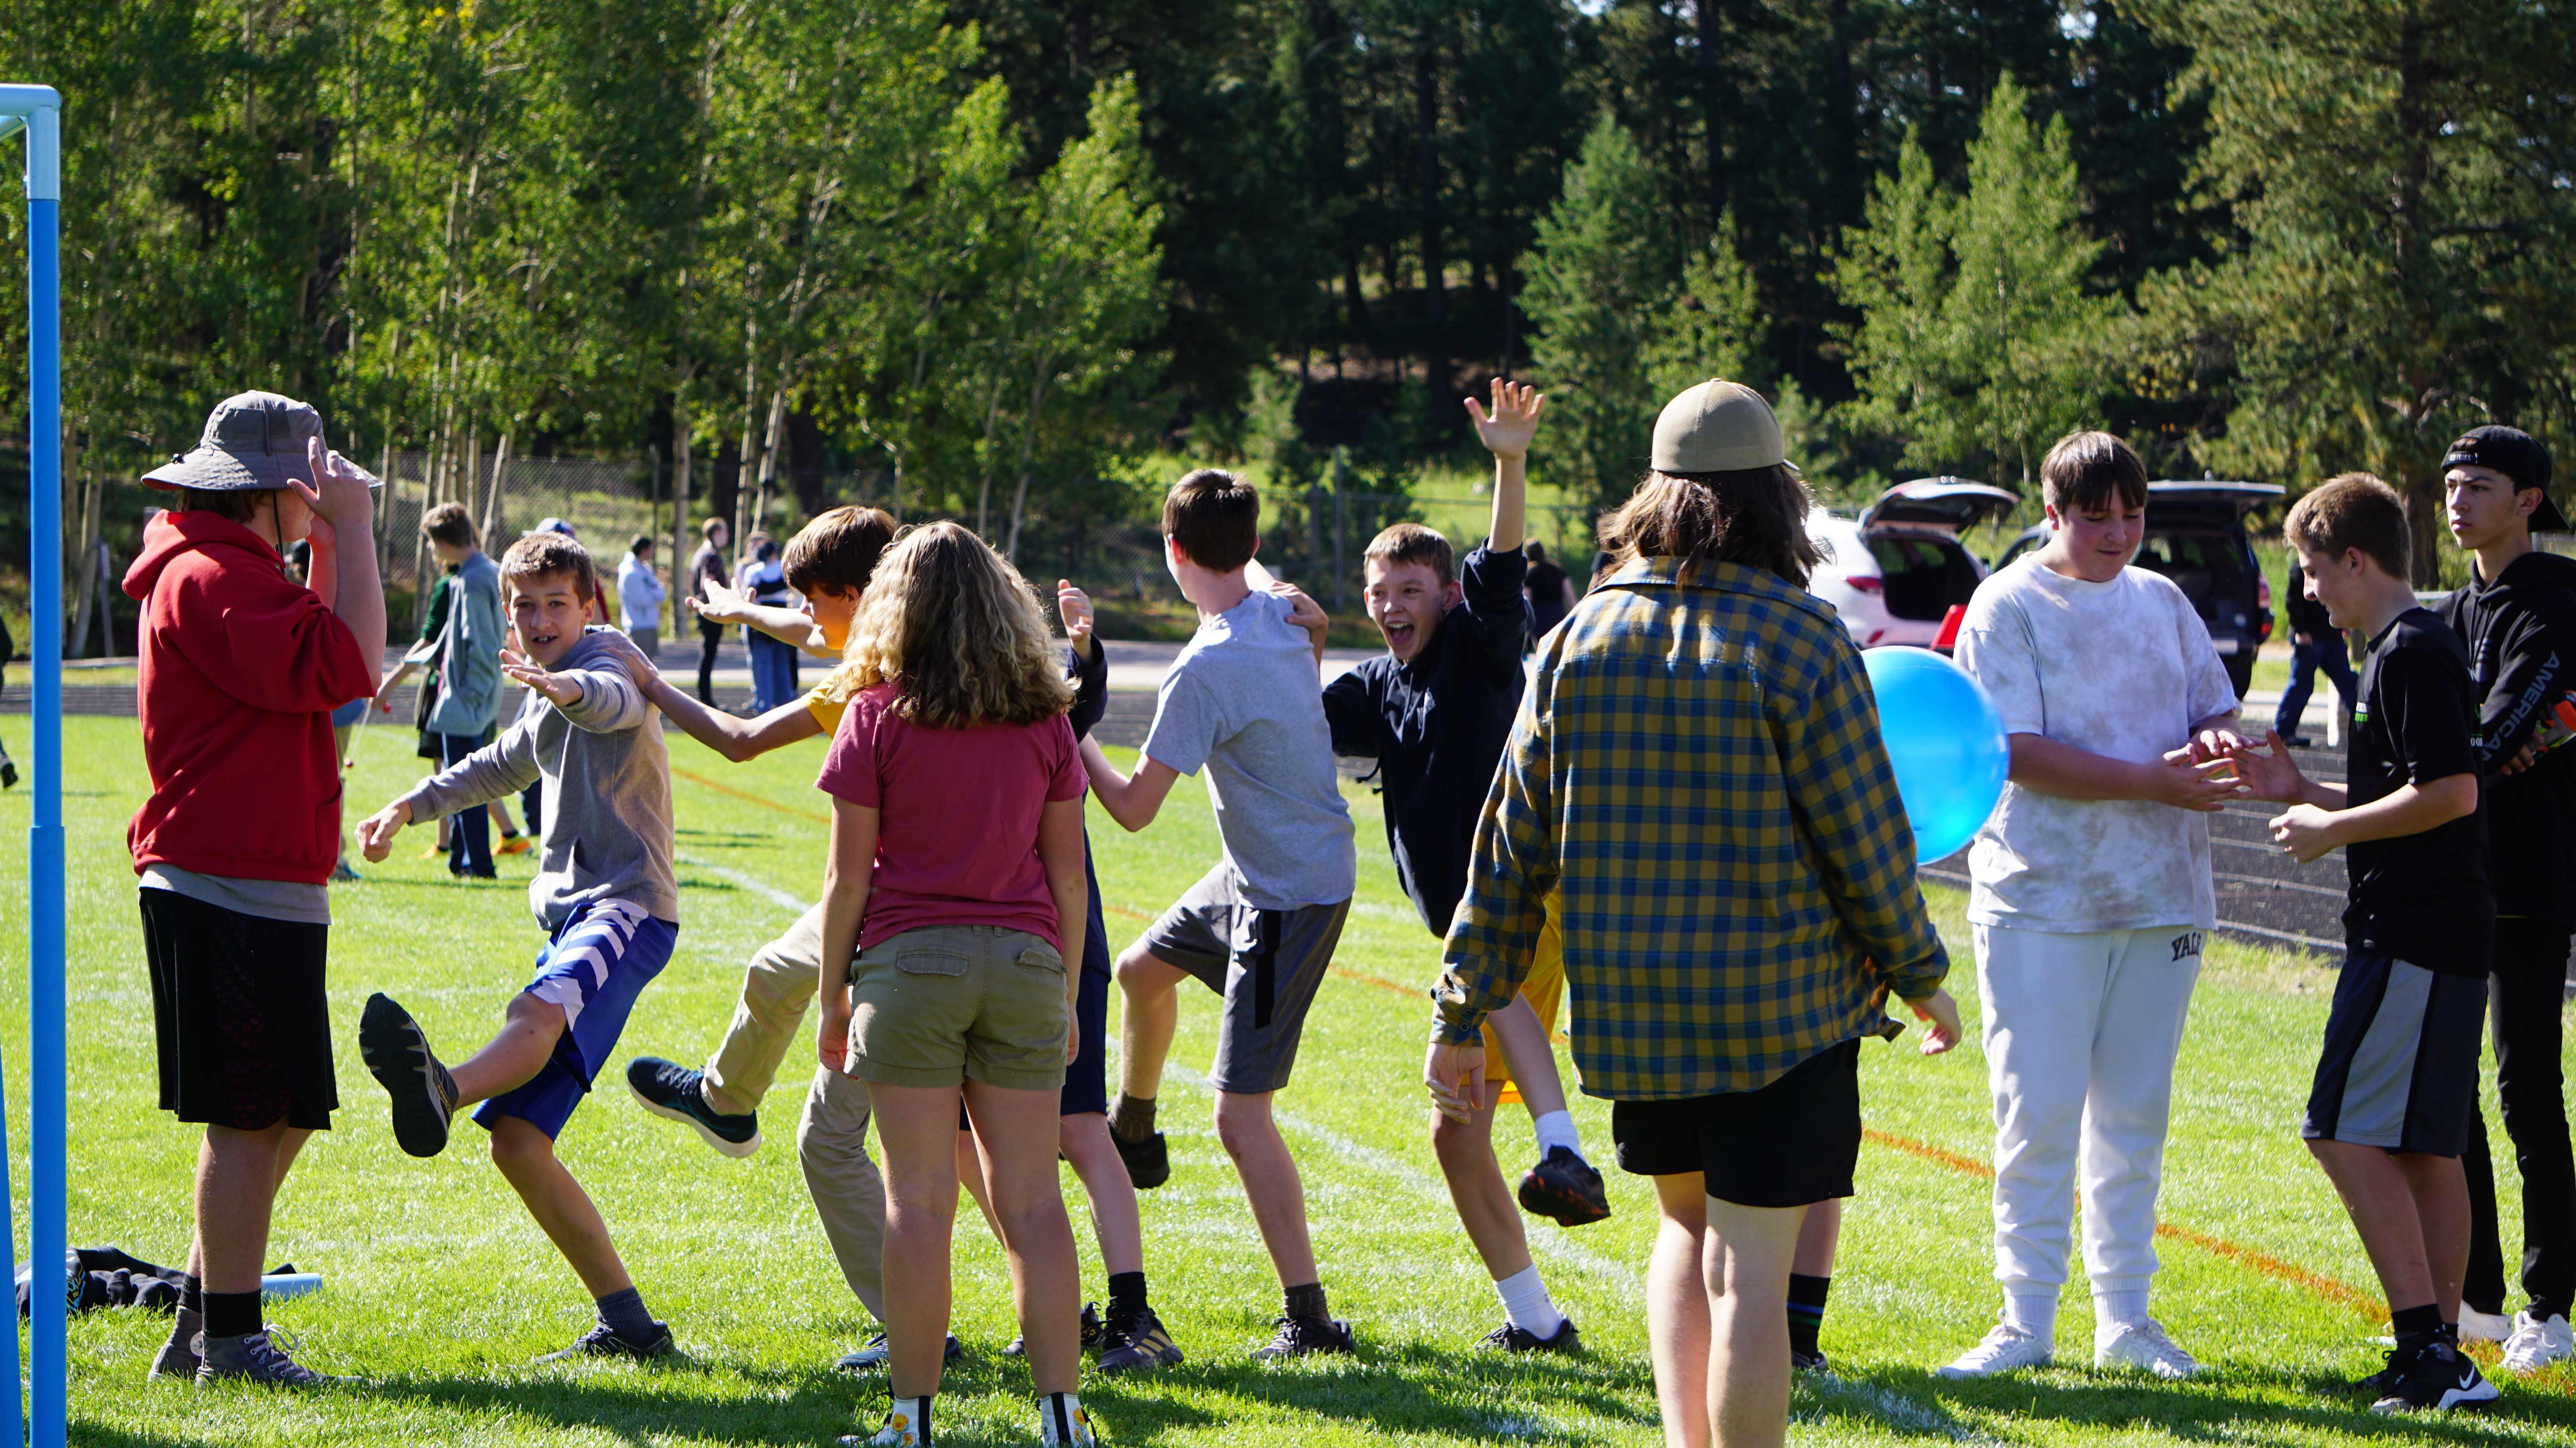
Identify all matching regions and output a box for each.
[1995,480,2282,697]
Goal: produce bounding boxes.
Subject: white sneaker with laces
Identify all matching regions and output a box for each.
[2458,1306,2512,1344]
[2500,1311,2576,1375]
[1936,1323,2052,1378]
[2094,1318,2201,1378]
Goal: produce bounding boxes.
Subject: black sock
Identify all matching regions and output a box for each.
[1108,1093,1156,1144]
[179,1273,203,1319]
[204,1289,261,1341]
[1109,1271,1148,1320]
[2392,1302,2442,1356]
[1787,1273,1831,1359]
[597,1285,657,1342]
[1285,1281,1328,1323]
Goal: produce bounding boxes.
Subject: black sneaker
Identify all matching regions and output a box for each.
[2350,1346,2405,1397]
[1113,1129,1170,1189]
[359,993,458,1158]
[626,1056,762,1158]
[197,1328,346,1385]
[2370,1340,2499,1414]
[0,757,16,789]
[834,1331,963,1373]
[1098,1303,1185,1373]
[1476,1317,1583,1354]
[1793,1347,1831,1374]
[149,1325,202,1381]
[1005,1302,1105,1358]
[534,1319,680,1364]
[1517,1147,1612,1227]
[1252,1314,1355,1359]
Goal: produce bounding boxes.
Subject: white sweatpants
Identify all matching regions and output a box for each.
[1975,922,2202,1299]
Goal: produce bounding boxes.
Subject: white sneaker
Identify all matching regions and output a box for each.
[2458,1306,2512,1343]
[1936,1323,2053,1378]
[2094,1318,2201,1378]
[2500,1311,2576,1375]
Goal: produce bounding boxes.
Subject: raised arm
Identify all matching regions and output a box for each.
[293,441,386,686]
[1464,377,1543,554]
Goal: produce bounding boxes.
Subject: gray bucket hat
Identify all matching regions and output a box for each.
[142,391,380,493]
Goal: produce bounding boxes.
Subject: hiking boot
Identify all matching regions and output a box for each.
[1113,1129,1170,1189]
[1476,1317,1583,1354]
[197,1328,344,1386]
[1517,1147,1611,1227]
[835,1331,962,1373]
[626,1056,761,1158]
[2371,1339,2498,1414]
[1004,1302,1103,1358]
[149,1326,202,1381]
[1097,1303,1185,1373]
[358,993,457,1158]
[1251,1314,1354,1360]
[533,1319,679,1364]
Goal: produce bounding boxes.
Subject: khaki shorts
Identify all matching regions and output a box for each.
[1487,900,1567,1107]
[844,925,1069,1092]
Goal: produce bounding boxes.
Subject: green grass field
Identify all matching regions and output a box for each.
[1,714,2572,1445]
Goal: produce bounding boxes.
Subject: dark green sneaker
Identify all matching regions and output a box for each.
[626,1056,761,1157]
[359,993,457,1158]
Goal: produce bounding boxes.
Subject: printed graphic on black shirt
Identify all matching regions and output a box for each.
[2342,608,2492,977]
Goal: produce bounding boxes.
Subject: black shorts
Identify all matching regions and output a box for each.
[140,889,337,1132]
[2303,954,2484,1157]
[1611,1040,1861,1208]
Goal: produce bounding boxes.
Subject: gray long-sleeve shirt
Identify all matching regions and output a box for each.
[401,630,679,929]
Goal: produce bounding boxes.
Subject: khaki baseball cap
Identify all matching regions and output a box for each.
[1651,378,1797,475]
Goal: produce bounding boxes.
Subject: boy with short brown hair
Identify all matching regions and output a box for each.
[352,534,687,1363]
[2235,472,2497,1414]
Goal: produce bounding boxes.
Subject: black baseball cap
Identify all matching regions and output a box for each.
[2443,425,2565,532]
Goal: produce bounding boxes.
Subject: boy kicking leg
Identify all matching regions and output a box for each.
[359,899,682,1360]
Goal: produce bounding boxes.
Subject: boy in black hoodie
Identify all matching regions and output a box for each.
[2434,425,2576,1372]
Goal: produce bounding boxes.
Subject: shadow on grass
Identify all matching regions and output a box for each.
[1869,1361,2576,1444]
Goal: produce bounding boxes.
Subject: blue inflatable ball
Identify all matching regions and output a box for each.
[1861,646,2009,865]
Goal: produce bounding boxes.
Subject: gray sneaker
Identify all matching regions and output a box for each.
[197,1328,343,1386]
[148,1324,202,1381]
[359,993,458,1158]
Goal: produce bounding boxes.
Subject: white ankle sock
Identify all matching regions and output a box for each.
[1495,1264,1565,1338]
[2094,1289,2149,1330]
[1040,1390,1085,1445]
[883,1394,932,1445]
[1531,1110,1582,1158]
[2003,1286,2058,1342]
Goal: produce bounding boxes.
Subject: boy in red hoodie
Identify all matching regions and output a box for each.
[125,392,385,1385]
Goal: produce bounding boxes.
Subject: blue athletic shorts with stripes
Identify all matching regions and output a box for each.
[474,899,679,1140]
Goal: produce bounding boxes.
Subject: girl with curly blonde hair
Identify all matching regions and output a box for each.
[811,521,1098,1446]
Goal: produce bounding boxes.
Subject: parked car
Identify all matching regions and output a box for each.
[1806,477,2020,648]
[1992,479,2284,697]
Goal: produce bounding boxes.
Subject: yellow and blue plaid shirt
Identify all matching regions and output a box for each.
[1434,556,1950,1099]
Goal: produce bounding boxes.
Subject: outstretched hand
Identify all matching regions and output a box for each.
[355,799,413,863]
[688,574,756,625]
[1057,578,1097,661]
[2223,729,2308,803]
[499,628,585,709]
[1463,378,1545,461]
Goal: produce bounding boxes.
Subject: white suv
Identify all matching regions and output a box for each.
[1806,478,2018,648]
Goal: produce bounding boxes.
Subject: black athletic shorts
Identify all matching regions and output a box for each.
[1611,1039,1861,1208]
[2302,953,2484,1157]
[140,888,337,1132]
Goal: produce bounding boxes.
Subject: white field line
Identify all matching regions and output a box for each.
[676,851,811,916]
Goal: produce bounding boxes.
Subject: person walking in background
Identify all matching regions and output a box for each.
[1521,539,1574,643]
[2276,559,2357,747]
[689,516,732,706]
[742,534,800,715]
[618,535,667,663]
[0,611,16,789]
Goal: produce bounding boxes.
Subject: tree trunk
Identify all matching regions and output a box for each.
[482,430,512,544]
[1415,34,1448,400]
[670,400,693,608]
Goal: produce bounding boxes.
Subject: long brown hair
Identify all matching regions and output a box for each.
[840,522,1074,729]
[1597,465,1823,588]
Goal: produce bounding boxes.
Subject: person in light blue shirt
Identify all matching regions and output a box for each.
[616,535,667,661]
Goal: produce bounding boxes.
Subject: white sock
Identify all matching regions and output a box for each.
[2094,1288,2149,1330]
[1531,1109,1582,1159]
[1039,1390,1084,1445]
[2004,1286,2058,1342]
[882,1394,932,1445]
[1495,1263,1565,1338]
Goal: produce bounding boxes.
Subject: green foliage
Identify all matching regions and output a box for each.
[1644,222,1765,402]
[1837,76,2116,487]
[1519,113,1673,507]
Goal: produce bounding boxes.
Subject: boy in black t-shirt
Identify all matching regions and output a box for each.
[2233,473,2496,1415]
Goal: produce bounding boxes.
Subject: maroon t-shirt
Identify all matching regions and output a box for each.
[814,681,1086,952]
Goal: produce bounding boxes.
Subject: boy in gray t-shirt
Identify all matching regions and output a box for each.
[1082,468,1361,1360]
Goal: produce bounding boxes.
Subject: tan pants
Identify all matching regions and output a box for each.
[701,903,888,1321]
